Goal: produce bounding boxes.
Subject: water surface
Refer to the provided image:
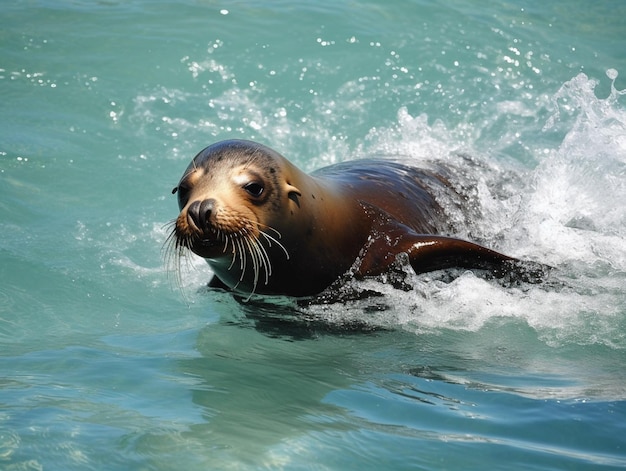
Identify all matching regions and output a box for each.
[1,1,626,469]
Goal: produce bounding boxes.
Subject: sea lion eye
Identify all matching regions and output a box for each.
[244,182,264,197]
[174,183,191,208]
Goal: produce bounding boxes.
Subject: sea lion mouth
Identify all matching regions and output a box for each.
[165,216,224,259]
[199,237,221,248]
[194,234,227,257]
[165,214,290,297]
[168,204,229,258]
[183,228,228,258]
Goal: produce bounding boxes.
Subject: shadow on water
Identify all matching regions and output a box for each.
[174,292,383,466]
[168,280,626,467]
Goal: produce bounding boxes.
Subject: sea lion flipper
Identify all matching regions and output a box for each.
[404,235,549,283]
[356,207,514,278]
[405,235,514,274]
[357,217,547,283]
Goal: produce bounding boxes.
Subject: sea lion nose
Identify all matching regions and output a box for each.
[187,199,215,232]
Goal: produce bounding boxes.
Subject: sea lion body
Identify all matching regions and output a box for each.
[169,140,540,297]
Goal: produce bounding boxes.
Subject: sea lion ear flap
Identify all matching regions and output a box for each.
[286,183,302,207]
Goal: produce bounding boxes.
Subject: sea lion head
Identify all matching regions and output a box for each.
[167,139,303,293]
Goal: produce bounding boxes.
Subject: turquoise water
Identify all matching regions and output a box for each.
[2,0,626,469]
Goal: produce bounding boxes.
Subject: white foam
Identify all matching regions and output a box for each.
[304,71,626,349]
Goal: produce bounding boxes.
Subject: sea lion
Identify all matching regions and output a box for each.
[167,139,545,297]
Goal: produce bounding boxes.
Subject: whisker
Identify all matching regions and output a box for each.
[232,236,247,287]
[165,213,291,299]
[251,235,272,283]
[256,236,270,282]
[237,233,247,276]
[242,235,260,292]
[259,230,290,260]
[162,222,197,304]
[254,221,283,239]
[237,216,291,261]
[221,229,230,254]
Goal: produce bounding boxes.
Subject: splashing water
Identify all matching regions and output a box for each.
[298,71,626,350]
[152,69,626,351]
